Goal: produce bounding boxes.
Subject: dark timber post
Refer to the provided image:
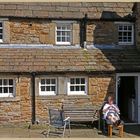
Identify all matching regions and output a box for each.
[31,72,36,124]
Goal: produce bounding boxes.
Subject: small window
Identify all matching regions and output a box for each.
[118,23,134,45]
[39,78,57,96]
[56,23,72,45]
[0,79,15,97]
[67,77,87,95]
[0,22,3,42]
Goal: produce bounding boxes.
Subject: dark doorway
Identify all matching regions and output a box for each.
[117,76,138,123]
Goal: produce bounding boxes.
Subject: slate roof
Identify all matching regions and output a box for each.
[0,2,134,20]
[0,47,140,73]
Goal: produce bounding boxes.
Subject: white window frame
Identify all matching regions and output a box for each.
[67,76,87,95]
[116,22,134,45]
[0,21,3,43]
[55,21,72,45]
[0,78,16,98]
[39,77,57,96]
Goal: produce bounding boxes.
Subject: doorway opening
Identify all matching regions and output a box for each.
[117,76,138,123]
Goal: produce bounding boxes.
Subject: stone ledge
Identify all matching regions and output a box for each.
[36,95,90,100]
[0,97,20,102]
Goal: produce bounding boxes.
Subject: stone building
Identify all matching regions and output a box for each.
[0,2,140,125]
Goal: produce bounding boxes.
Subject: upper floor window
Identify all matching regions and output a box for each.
[56,23,72,45]
[0,22,3,42]
[118,23,134,45]
[39,78,57,96]
[67,77,87,95]
[0,79,15,97]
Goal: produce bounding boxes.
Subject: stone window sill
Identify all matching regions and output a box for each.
[0,97,20,102]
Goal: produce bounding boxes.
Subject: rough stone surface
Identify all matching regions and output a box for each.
[0,76,31,125]
[0,2,134,19]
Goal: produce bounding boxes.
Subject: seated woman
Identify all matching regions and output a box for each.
[103,96,121,126]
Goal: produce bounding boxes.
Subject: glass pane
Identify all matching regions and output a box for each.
[57,31,61,36]
[76,78,80,84]
[9,79,13,85]
[0,79,2,85]
[128,26,132,30]
[3,79,8,85]
[62,37,65,42]
[0,87,2,93]
[124,26,127,30]
[57,37,61,42]
[119,26,122,30]
[62,31,65,36]
[0,35,2,39]
[70,86,74,91]
[4,87,8,93]
[0,23,2,27]
[81,78,85,84]
[81,86,85,91]
[0,29,3,33]
[51,79,55,84]
[9,87,13,93]
[41,79,45,84]
[76,86,79,91]
[70,78,75,84]
[46,79,50,84]
[46,86,50,91]
[51,86,55,91]
[41,86,45,91]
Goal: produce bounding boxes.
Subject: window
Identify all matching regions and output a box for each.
[67,77,87,95]
[56,23,72,45]
[39,78,57,96]
[118,23,134,45]
[0,79,15,97]
[0,22,3,42]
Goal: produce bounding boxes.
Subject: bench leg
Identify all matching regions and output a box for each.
[119,125,124,137]
[108,125,112,137]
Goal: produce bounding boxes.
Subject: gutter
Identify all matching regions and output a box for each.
[31,72,36,124]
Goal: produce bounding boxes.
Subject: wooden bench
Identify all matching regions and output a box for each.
[62,105,100,124]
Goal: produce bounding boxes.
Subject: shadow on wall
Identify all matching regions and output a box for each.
[92,11,134,45]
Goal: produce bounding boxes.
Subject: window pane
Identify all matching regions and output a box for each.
[70,86,74,91]
[9,87,13,93]
[128,26,132,30]
[76,86,79,91]
[0,79,2,85]
[57,37,61,42]
[76,78,80,84]
[0,87,2,93]
[3,79,8,85]
[70,78,75,84]
[119,26,122,30]
[0,35,2,39]
[46,79,50,84]
[51,86,55,91]
[0,23,2,27]
[81,78,85,84]
[81,86,85,91]
[62,37,65,42]
[124,26,127,30]
[46,86,50,91]
[41,79,45,84]
[51,79,55,84]
[9,79,13,85]
[0,29,3,33]
[4,87,8,93]
[41,86,45,91]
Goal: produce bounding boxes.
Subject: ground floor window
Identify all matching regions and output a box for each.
[39,78,57,96]
[67,77,87,95]
[0,79,15,97]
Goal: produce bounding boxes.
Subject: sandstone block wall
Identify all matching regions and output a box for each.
[0,75,32,125]
[0,19,124,46]
[35,73,116,122]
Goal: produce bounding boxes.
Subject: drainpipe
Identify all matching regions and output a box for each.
[80,14,87,48]
[31,72,36,124]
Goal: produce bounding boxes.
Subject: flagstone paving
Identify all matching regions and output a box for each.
[0,124,139,138]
